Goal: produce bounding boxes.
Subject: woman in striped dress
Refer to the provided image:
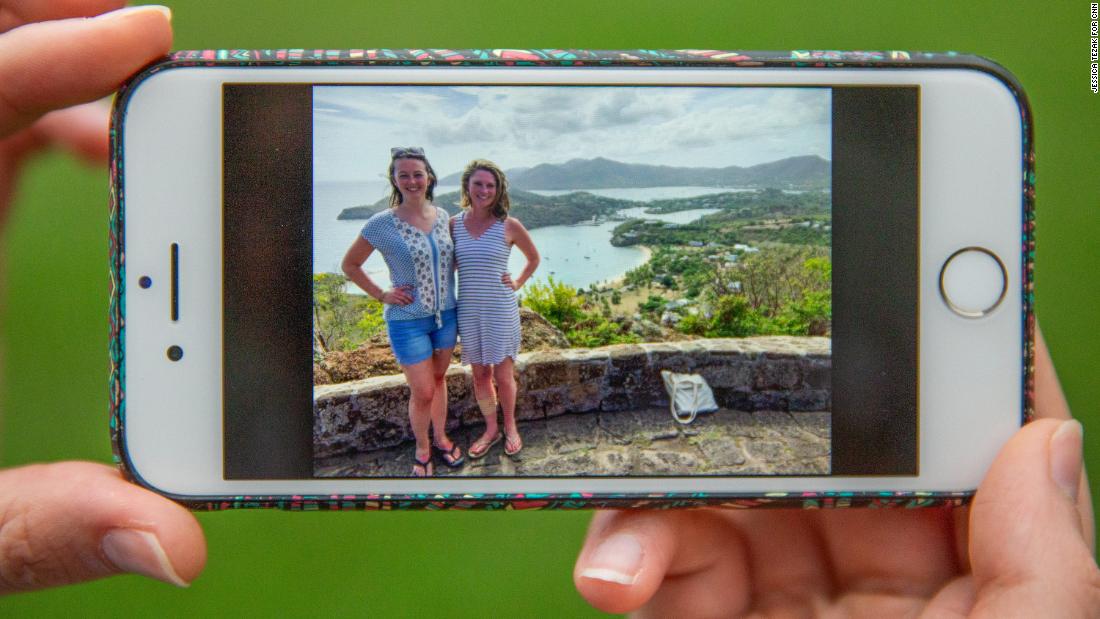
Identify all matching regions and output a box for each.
[452,160,540,459]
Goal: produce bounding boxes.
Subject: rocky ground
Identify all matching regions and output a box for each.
[314,307,571,385]
[314,407,830,477]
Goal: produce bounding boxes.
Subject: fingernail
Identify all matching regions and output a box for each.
[580,533,644,586]
[101,529,189,587]
[100,5,173,22]
[1050,419,1083,502]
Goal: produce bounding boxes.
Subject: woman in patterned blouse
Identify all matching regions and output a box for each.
[342,147,464,477]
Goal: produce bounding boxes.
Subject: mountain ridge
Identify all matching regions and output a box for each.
[437,155,829,190]
[335,188,635,230]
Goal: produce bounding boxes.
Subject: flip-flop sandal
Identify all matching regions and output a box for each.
[433,441,465,468]
[412,453,433,478]
[504,432,523,458]
[468,431,502,459]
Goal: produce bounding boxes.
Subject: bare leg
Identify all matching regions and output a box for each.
[429,347,462,464]
[429,347,453,444]
[494,358,521,454]
[469,364,500,457]
[401,359,437,475]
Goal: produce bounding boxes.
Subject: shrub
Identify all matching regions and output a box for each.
[521,276,585,326]
[355,297,386,339]
[522,277,640,347]
[638,294,666,316]
[676,312,709,336]
[674,294,762,338]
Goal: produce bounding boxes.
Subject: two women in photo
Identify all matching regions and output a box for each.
[342,149,539,476]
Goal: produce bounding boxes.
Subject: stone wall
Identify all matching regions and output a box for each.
[313,336,831,459]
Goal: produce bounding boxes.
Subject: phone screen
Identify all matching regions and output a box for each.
[220,82,918,480]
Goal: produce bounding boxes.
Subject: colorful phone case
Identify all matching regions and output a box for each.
[109,49,1035,510]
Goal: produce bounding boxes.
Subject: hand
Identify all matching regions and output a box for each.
[382,285,414,305]
[573,329,1099,616]
[0,2,204,594]
[0,463,204,593]
[501,272,518,291]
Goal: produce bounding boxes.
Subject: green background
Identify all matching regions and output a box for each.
[3,1,1097,615]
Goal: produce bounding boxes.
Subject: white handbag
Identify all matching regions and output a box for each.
[660,370,719,425]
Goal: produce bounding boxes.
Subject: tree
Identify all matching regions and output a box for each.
[313,273,350,353]
[313,273,385,354]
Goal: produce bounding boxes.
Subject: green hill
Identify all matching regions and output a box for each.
[336,189,635,230]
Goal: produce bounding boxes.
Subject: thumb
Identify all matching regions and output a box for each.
[969,418,1100,613]
[0,462,205,594]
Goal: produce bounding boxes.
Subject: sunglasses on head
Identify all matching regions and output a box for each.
[390,146,425,158]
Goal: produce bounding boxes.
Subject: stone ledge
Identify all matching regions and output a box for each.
[313,336,831,459]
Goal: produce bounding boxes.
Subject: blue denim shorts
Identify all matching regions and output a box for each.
[385,308,458,366]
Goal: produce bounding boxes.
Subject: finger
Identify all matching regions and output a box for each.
[0,5,172,138]
[1034,323,1093,550]
[817,506,959,601]
[1034,324,1071,420]
[969,419,1100,614]
[24,100,110,163]
[574,509,751,616]
[720,510,832,612]
[0,100,111,220]
[0,0,126,33]
[0,461,206,593]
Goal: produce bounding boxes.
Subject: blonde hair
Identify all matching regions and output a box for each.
[459,159,510,220]
[387,148,437,208]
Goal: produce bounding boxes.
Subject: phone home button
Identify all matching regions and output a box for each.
[939,247,1008,318]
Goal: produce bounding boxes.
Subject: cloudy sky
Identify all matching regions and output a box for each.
[313,85,830,184]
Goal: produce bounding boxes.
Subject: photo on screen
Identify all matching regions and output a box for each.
[309,85,834,478]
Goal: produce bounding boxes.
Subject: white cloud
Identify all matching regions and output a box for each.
[313,85,830,183]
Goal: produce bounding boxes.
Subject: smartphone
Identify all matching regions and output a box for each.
[111,49,1032,509]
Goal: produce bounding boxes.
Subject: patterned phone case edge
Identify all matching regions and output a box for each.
[108,49,1035,511]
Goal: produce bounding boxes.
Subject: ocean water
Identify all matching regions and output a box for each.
[528,186,755,201]
[312,180,399,289]
[510,205,720,290]
[313,181,722,292]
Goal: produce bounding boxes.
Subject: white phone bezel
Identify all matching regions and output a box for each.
[120,66,1024,498]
